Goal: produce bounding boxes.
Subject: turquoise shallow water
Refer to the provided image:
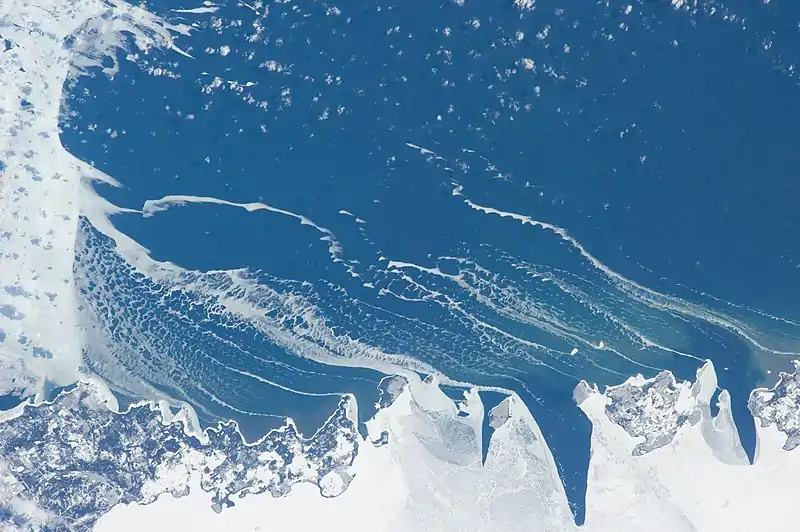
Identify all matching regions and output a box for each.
[58,0,800,523]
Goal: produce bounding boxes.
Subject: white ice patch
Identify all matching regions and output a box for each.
[0,0,189,399]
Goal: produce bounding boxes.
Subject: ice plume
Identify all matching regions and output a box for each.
[395,142,800,379]
[452,183,797,359]
[140,194,355,277]
[73,215,438,415]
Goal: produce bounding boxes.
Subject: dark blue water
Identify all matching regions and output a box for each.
[0,386,80,416]
[478,390,507,463]
[0,395,23,412]
[44,383,78,403]
[61,0,800,523]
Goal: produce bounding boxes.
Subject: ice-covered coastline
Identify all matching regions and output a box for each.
[578,363,800,532]
[2,0,800,529]
[0,361,797,531]
[0,375,361,531]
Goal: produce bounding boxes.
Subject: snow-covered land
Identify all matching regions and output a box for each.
[0,378,360,531]
[579,362,800,532]
[0,360,797,531]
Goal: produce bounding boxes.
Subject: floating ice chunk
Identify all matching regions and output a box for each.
[172,6,220,14]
